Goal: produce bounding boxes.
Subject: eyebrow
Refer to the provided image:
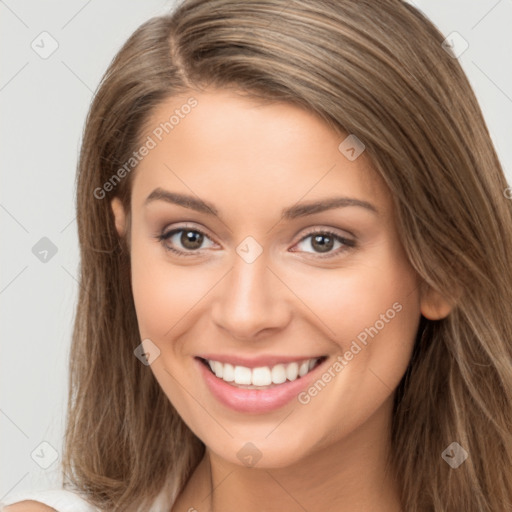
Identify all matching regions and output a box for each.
[144,188,379,219]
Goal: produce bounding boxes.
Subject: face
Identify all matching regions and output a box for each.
[111,89,450,468]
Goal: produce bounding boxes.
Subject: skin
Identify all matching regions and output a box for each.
[3,503,56,511]
[111,89,453,512]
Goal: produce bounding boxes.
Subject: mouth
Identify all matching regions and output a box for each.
[196,355,328,389]
[195,354,330,414]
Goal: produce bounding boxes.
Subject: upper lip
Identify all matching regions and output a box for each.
[196,354,327,369]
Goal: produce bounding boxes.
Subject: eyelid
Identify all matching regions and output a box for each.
[294,225,355,243]
[160,222,217,242]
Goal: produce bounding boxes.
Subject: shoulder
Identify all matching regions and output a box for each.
[2,501,56,511]
[0,489,99,512]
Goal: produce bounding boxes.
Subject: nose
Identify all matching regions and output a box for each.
[210,246,291,340]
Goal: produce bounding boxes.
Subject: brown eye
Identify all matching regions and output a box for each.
[179,230,204,250]
[293,230,356,258]
[158,227,215,256]
[310,233,335,253]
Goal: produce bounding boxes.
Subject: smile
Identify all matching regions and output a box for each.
[196,355,329,413]
[201,357,326,388]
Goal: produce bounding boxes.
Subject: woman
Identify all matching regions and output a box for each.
[3,0,512,510]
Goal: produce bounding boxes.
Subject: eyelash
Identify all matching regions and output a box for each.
[156,225,356,259]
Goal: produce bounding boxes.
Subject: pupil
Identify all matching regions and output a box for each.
[181,230,203,249]
[312,234,333,253]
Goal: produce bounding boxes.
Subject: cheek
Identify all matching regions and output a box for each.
[130,239,211,342]
[281,243,422,415]
[281,252,421,443]
[278,247,420,351]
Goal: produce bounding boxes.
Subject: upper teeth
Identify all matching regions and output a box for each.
[207,358,321,387]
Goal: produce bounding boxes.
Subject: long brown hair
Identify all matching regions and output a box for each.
[63,0,512,510]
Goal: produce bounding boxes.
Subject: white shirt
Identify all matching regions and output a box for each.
[0,487,173,511]
[0,490,99,511]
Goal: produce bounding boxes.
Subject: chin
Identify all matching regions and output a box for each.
[205,430,324,470]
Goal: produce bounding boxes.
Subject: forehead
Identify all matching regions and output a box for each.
[131,89,392,219]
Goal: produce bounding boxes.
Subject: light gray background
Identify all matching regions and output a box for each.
[1,0,511,502]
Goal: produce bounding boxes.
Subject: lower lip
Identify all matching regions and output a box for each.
[196,357,327,414]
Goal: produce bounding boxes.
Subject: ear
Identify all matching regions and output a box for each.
[111,197,127,237]
[419,283,454,320]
